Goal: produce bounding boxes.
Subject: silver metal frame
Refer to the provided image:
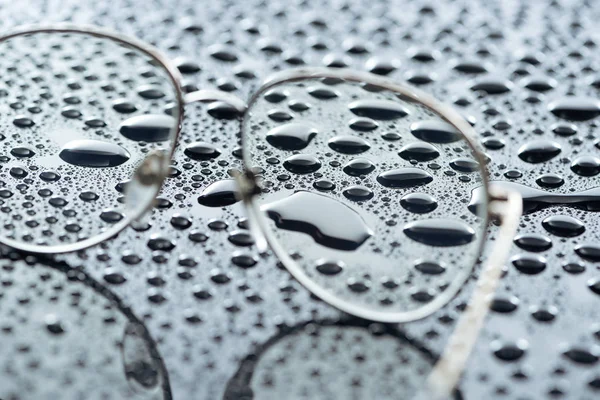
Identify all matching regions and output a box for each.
[0,23,185,254]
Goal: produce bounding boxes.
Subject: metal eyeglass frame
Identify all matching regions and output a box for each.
[0,24,523,400]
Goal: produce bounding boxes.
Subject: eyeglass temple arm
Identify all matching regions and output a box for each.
[419,185,523,400]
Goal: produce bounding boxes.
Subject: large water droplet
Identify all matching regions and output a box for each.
[198,179,240,207]
[403,219,475,246]
[266,123,317,150]
[410,120,462,143]
[548,97,600,121]
[119,114,175,142]
[348,99,409,120]
[59,140,130,167]
[263,191,373,250]
[376,168,433,188]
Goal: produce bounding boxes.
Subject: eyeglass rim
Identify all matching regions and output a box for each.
[0,23,185,254]
[239,66,491,323]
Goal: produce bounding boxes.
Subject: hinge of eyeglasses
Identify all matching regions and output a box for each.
[134,150,169,186]
[232,168,262,201]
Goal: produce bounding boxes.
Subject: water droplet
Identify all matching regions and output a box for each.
[470,78,513,94]
[514,233,552,252]
[403,219,475,246]
[449,157,480,173]
[316,259,344,275]
[542,215,585,237]
[377,168,433,188]
[283,154,321,174]
[518,140,561,163]
[119,114,175,142]
[342,158,375,176]
[328,136,370,154]
[263,191,373,250]
[414,259,445,274]
[575,244,600,261]
[400,193,438,213]
[511,254,547,274]
[197,179,240,207]
[571,156,600,176]
[348,99,409,120]
[184,142,222,160]
[266,123,317,150]
[549,97,600,121]
[410,120,462,143]
[342,185,374,201]
[59,140,130,167]
[536,173,564,188]
[398,142,440,161]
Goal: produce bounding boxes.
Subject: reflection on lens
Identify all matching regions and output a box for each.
[243,72,487,321]
[0,30,180,251]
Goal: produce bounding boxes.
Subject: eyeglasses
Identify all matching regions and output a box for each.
[0,23,522,399]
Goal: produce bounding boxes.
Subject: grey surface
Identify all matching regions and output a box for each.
[0,0,599,399]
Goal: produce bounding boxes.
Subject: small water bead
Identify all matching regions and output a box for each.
[410,120,462,143]
[381,132,401,141]
[449,157,480,173]
[511,254,547,274]
[552,123,578,137]
[307,86,339,99]
[184,142,221,160]
[414,260,445,274]
[403,219,476,246]
[228,231,254,247]
[147,235,175,251]
[570,156,600,176]
[542,215,585,237]
[398,142,440,161]
[283,154,321,174]
[504,169,522,179]
[482,137,505,150]
[562,262,586,274]
[522,76,557,92]
[400,193,438,213]
[13,115,35,127]
[99,210,124,223]
[207,101,242,120]
[10,147,35,158]
[209,45,238,62]
[348,118,378,132]
[575,244,600,261]
[188,230,209,243]
[376,168,433,188]
[313,179,335,191]
[490,296,520,313]
[342,185,374,201]
[266,123,317,150]
[348,99,409,120]
[562,347,600,364]
[342,158,375,176]
[536,174,564,188]
[365,57,399,75]
[112,99,138,114]
[59,140,130,167]
[231,252,258,268]
[61,106,82,118]
[328,136,370,154]
[84,117,107,128]
[174,58,201,74]
[514,233,552,252]
[119,114,175,142]
[170,214,192,230]
[517,140,561,163]
[264,89,288,103]
[315,259,344,275]
[453,60,489,74]
[588,278,600,296]
[197,179,240,207]
[492,340,528,361]
[268,109,294,122]
[103,269,127,285]
[263,191,373,250]
[470,78,513,94]
[548,97,600,121]
[288,100,311,112]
